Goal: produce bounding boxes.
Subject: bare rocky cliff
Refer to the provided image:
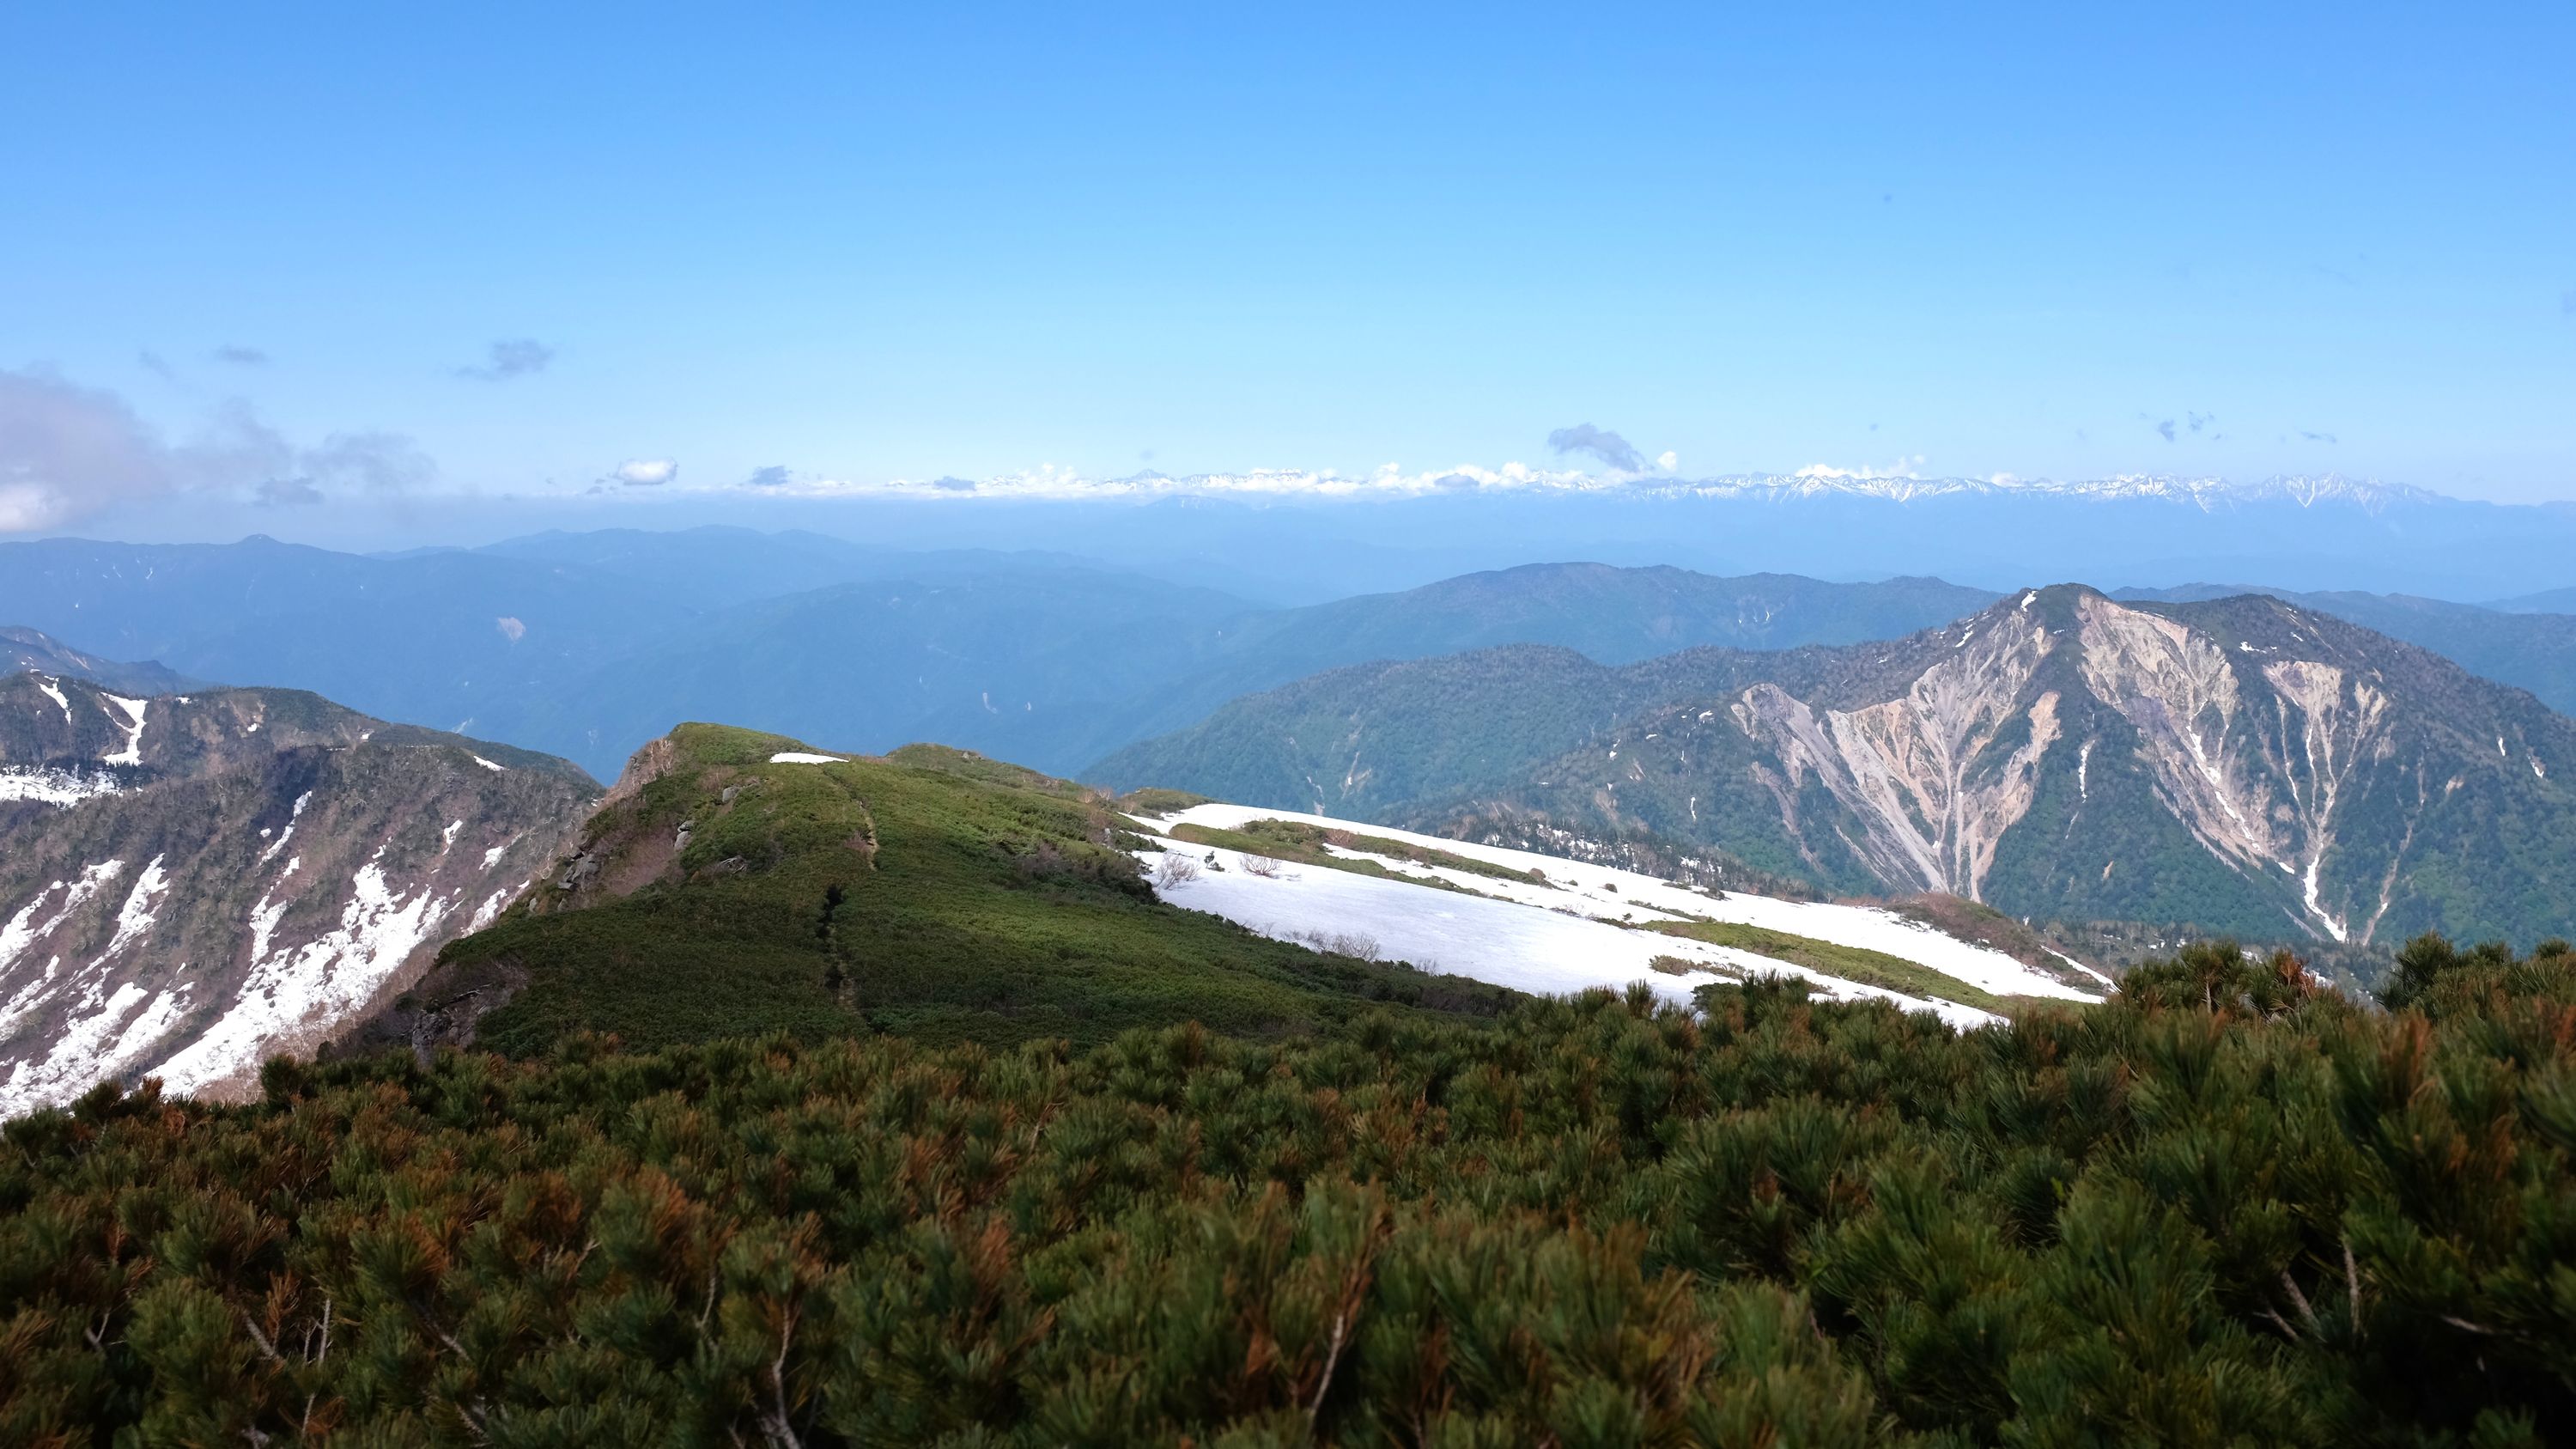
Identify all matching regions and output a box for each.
[1517,587,2576,944]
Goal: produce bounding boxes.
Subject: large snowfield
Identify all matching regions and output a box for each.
[1133,801,2107,1028]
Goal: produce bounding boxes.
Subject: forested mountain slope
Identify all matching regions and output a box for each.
[1,626,197,697]
[1097,586,2576,947]
[0,534,2004,778]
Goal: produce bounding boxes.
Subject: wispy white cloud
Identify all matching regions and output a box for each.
[1546,423,1648,472]
[454,338,555,381]
[257,477,324,507]
[0,368,432,533]
[605,458,678,487]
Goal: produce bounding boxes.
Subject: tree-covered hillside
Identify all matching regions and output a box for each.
[5,936,2570,1444]
[2,535,2002,779]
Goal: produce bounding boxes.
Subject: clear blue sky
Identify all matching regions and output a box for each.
[3,1,2571,535]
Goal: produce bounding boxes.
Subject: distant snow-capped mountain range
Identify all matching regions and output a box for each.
[862,466,2456,511]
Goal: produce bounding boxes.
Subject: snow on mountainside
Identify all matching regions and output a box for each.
[0,673,596,1117]
[1621,472,2438,511]
[1128,801,2102,1027]
[1103,586,2576,949]
[905,466,2443,512]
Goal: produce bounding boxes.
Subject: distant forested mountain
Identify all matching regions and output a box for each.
[1,624,198,696]
[0,534,1999,778]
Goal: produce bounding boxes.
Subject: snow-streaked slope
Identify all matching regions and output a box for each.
[0,764,123,807]
[1135,839,2001,1030]
[0,679,600,1118]
[1145,801,2098,1004]
[147,854,463,1099]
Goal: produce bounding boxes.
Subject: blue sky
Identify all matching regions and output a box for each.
[2,1,2571,539]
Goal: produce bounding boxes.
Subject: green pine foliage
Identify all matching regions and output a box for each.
[6,937,2573,1444]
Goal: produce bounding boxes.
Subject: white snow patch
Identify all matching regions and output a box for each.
[2046,947,2119,989]
[440,819,465,851]
[97,855,171,962]
[482,843,507,870]
[0,861,127,1031]
[246,891,291,966]
[769,752,847,764]
[1143,802,2099,1006]
[0,765,122,807]
[98,693,149,765]
[2300,854,2349,944]
[33,675,71,724]
[467,886,518,932]
[150,861,459,1099]
[470,754,507,772]
[2,982,158,1117]
[1137,838,1999,1029]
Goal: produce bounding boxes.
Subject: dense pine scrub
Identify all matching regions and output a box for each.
[5,936,2573,1446]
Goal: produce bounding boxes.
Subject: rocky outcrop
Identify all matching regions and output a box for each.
[1731,610,2060,898]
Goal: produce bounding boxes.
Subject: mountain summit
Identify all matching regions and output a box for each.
[1096,586,2576,947]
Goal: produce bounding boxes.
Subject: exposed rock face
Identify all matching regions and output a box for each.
[1579,588,2575,944]
[1109,585,2576,946]
[1731,609,2060,898]
[0,673,596,1115]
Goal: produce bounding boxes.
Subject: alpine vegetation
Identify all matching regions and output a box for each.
[2,936,2567,1443]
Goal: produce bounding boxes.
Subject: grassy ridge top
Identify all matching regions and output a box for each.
[411,724,1510,1057]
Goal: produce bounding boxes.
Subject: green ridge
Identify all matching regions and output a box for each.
[413,725,1512,1057]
